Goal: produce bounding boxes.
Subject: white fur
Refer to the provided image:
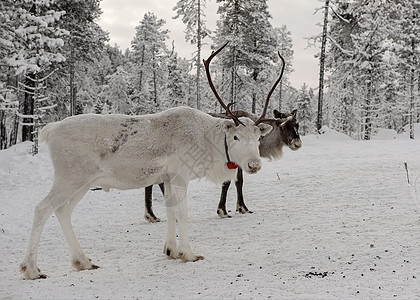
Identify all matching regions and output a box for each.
[20,106,272,279]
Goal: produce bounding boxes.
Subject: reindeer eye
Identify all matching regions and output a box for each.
[234,135,239,141]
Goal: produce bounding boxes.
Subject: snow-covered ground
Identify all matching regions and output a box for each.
[1,127,419,299]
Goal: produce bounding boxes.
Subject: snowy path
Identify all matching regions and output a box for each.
[1,130,419,299]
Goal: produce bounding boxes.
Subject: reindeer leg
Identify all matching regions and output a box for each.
[20,180,86,280]
[163,178,203,262]
[20,196,55,280]
[236,168,252,214]
[55,186,99,272]
[175,183,203,262]
[144,185,160,222]
[163,181,179,259]
[217,181,231,218]
[158,182,165,195]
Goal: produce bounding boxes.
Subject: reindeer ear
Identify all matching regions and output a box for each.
[291,109,297,118]
[257,123,272,136]
[274,109,288,119]
[221,120,235,132]
[273,109,281,118]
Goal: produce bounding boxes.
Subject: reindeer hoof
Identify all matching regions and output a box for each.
[217,208,231,218]
[193,255,205,262]
[20,263,47,280]
[25,273,47,280]
[237,206,252,214]
[72,258,99,271]
[178,253,204,262]
[145,212,161,223]
[164,243,179,259]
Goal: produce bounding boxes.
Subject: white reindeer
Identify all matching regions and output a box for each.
[20,43,282,280]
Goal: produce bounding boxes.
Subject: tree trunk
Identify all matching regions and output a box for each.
[152,45,158,108]
[0,109,6,149]
[196,0,202,110]
[231,47,237,110]
[409,39,415,139]
[230,0,240,111]
[69,47,76,116]
[317,0,329,133]
[9,113,18,147]
[139,42,146,91]
[364,79,372,141]
[251,70,258,114]
[22,73,35,142]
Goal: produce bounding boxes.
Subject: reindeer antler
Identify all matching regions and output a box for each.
[203,42,244,126]
[254,52,286,126]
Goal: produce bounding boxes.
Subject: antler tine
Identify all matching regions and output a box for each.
[255,52,286,126]
[203,42,244,126]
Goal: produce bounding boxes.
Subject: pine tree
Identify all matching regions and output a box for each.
[173,0,211,110]
[166,53,191,108]
[131,12,170,113]
[274,26,294,111]
[2,0,67,146]
[0,1,17,149]
[317,0,330,133]
[325,0,398,140]
[390,0,419,139]
[324,1,358,137]
[297,83,313,135]
[56,0,108,116]
[214,0,278,113]
[101,67,130,114]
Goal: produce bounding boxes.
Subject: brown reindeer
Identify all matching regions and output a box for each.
[143,108,301,221]
[143,46,302,222]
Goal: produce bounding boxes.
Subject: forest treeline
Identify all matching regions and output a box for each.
[0,0,418,152]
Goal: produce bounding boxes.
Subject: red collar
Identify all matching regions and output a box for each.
[224,136,238,169]
[226,162,238,169]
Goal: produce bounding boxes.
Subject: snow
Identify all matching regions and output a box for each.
[1,129,420,299]
[372,128,397,140]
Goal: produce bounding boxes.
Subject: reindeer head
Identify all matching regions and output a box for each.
[257,108,302,161]
[272,109,302,151]
[221,118,272,173]
[204,42,288,173]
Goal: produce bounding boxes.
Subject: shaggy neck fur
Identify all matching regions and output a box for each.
[202,122,238,185]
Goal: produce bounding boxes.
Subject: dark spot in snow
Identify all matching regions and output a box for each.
[305,271,328,278]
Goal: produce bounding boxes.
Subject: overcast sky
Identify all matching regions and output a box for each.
[97,0,323,89]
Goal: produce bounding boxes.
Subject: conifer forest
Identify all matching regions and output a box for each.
[0,0,419,153]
